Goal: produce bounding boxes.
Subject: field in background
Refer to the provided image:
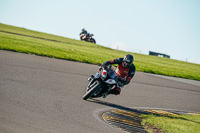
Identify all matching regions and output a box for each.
[0,23,200,80]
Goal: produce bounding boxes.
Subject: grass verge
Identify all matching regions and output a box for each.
[0,23,200,80]
[141,113,200,133]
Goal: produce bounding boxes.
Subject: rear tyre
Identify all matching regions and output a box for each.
[83,81,101,100]
[90,38,96,44]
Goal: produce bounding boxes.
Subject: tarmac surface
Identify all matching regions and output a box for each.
[0,50,200,133]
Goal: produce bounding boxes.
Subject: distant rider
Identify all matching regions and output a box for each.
[80,28,88,40]
[101,54,136,96]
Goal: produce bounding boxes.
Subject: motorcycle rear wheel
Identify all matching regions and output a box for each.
[83,81,101,100]
[90,38,96,44]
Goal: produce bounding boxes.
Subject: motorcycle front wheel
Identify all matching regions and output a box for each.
[83,81,102,100]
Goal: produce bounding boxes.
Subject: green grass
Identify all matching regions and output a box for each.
[0,23,200,80]
[141,114,200,133]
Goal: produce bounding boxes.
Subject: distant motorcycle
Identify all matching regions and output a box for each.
[83,65,121,100]
[80,33,96,44]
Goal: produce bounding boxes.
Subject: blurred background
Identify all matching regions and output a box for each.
[0,0,199,64]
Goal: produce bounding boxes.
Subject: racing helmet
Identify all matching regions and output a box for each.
[123,54,134,68]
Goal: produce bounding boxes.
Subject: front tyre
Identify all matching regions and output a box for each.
[83,81,102,100]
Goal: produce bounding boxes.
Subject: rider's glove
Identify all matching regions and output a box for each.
[101,63,107,68]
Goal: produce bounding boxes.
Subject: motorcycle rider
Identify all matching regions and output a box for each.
[100,54,136,97]
[80,28,88,40]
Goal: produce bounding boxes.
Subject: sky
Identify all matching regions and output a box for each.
[0,0,200,64]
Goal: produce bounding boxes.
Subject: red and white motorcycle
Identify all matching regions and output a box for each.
[80,33,96,44]
[83,65,121,100]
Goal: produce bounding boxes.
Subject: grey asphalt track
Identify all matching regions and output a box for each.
[0,50,200,133]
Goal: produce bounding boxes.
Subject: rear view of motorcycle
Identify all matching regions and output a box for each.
[83,65,121,100]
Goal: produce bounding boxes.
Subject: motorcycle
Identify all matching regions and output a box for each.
[80,33,96,44]
[83,65,121,100]
[80,33,86,40]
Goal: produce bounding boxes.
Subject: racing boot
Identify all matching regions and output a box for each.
[109,87,121,95]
